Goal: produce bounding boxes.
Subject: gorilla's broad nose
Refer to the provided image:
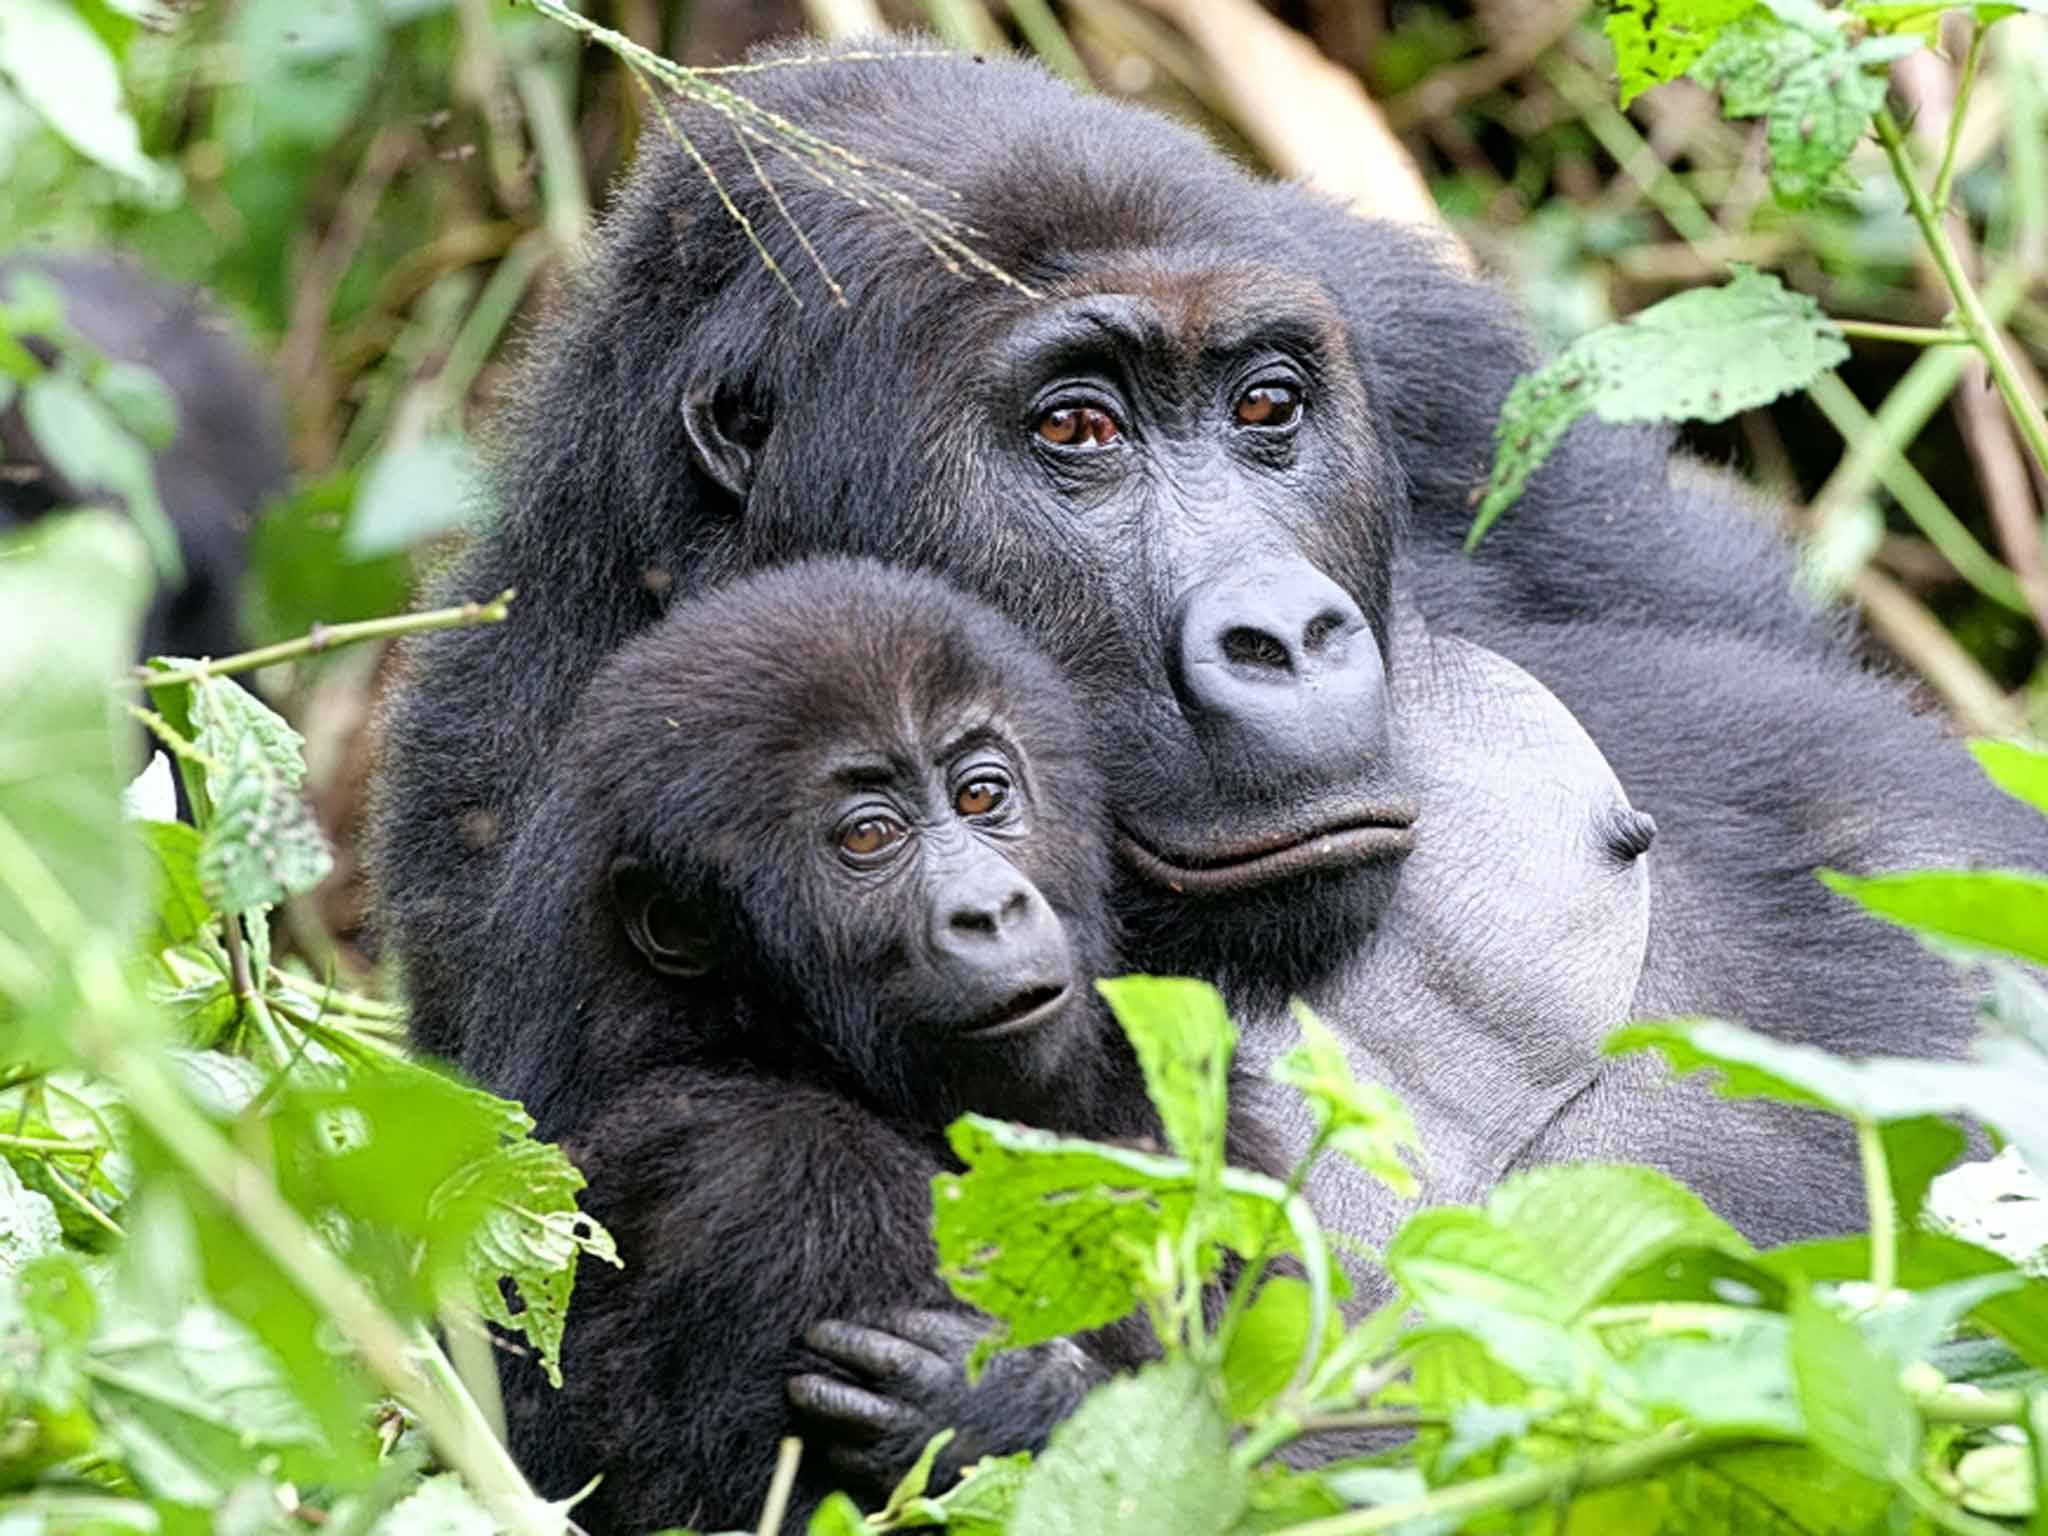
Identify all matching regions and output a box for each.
[1172,565,1389,773]
[932,862,1064,973]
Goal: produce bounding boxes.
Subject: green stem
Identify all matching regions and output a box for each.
[1876,109,2048,485]
[754,1438,803,1536]
[1284,1429,1757,1536]
[136,589,516,687]
[1931,23,1986,217]
[1914,1385,2025,1426]
[0,1131,96,1152]
[70,966,559,1536]
[1833,318,1971,347]
[1856,1115,1898,1295]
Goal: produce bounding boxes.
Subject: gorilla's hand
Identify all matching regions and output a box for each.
[787,1308,1099,1495]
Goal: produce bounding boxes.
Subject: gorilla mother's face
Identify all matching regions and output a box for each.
[717,253,1417,988]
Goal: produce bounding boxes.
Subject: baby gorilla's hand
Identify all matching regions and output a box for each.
[787,1308,1098,1496]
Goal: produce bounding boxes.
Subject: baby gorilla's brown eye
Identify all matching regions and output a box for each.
[955,778,1007,816]
[1036,405,1120,448]
[841,816,905,857]
[1235,383,1301,428]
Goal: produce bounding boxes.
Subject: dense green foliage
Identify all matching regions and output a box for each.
[4,0,2048,1531]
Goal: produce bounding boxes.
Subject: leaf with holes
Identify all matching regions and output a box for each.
[188,677,331,915]
[1765,38,1920,207]
[1605,0,1758,104]
[1473,269,1846,542]
[1690,9,1831,117]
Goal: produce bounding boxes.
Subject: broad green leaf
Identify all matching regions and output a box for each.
[0,514,152,1038]
[806,1493,868,1535]
[1690,10,1830,117]
[345,434,486,558]
[1851,1272,2027,1368]
[1222,1276,1313,1420]
[135,821,210,950]
[188,677,332,915]
[1763,1232,2048,1367]
[96,362,177,452]
[1821,867,2048,966]
[1973,739,2048,818]
[1605,0,1758,105]
[1474,269,1847,542]
[1386,1211,1596,1390]
[1272,1001,1421,1197]
[1095,975,1233,1186]
[934,1116,1300,1362]
[20,373,180,581]
[1623,1315,1803,1435]
[1766,38,1921,207]
[1881,1116,1967,1232]
[1608,1016,2048,1179]
[0,0,176,196]
[1788,1288,1918,1483]
[1009,1358,1245,1536]
[89,1303,326,1503]
[1659,1446,1893,1534]
[0,1250,97,1473]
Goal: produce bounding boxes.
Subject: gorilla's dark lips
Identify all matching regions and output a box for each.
[1117,809,1417,894]
[962,983,1073,1040]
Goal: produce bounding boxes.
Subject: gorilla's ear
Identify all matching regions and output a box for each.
[682,381,771,501]
[610,859,718,978]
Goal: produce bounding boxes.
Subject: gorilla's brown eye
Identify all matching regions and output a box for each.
[841,816,905,857]
[1235,384,1301,428]
[1036,405,1120,448]
[955,777,1008,817]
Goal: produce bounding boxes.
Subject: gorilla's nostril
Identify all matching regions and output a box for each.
[1302,609,1347,654]
[1222,626,1292,671]
[949,908,997,936]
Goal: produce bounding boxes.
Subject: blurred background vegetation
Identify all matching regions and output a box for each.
[2,0,2045,983]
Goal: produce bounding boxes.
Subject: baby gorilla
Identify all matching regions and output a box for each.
[474,559,1156,1534]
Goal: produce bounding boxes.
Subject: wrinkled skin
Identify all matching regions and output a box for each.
[374,45,2046,1289]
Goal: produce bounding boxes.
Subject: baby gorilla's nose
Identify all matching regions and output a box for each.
[930,857,1074,1036]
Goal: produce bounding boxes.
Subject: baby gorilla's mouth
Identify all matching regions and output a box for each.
[962,983,1073,1040]
[1117,809,1418,894]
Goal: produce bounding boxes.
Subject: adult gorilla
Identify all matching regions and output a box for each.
[374,44,2043,1248]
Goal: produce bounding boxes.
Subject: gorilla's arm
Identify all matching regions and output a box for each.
[517,1072,1117,1534]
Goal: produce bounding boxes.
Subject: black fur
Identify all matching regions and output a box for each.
[0,252,284,663]
[373,43,2046,1247]
[479,560,1156,1533]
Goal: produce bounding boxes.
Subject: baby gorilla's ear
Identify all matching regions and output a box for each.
[610,859,718,978]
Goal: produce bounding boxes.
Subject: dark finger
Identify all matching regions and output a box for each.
[786,1372,912,1438]
[804,1318,943,1380]
[876,1308,986,1357]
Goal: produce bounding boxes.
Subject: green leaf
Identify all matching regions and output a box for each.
[1623,1315,1804,1435]
[1821,867,2048,965]
[1604,0,1759,105]
[20,373,181,582]
[0,513,153,1039]
[245,470,410,646]
[1882,1116,1968,1232]
[1009,1358,1245,1535]
[188,677,332,915]
[439,1137,620,1387]
[1473,269,1847,542]
[921,1450,1032,1536]
[1095,975,1234,1186]
[806,1492,869,1535]
[933,1117,1315,1367]
[1659,1446,1893,1535]
[0,0,177,196]
[1765,37,1921,207]
[97,361,178,452]
[345,434,485,558]
[1973,739,2048,818]
[1787,1287,1918,1483]
[1608,1016,2048,1180]
[1927,1149,2048,1277]
[1851,0,2048,34]
[1222,1277,1313,1420]
[135,821,210,951]
[1690,9,1830,117]
[1762,1232,2048,1368]
[1272,1001,1421,1197]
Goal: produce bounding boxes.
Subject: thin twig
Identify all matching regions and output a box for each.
[136,590,516,688]
[754,1439,804,1536]
[1931,22,1987,216]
